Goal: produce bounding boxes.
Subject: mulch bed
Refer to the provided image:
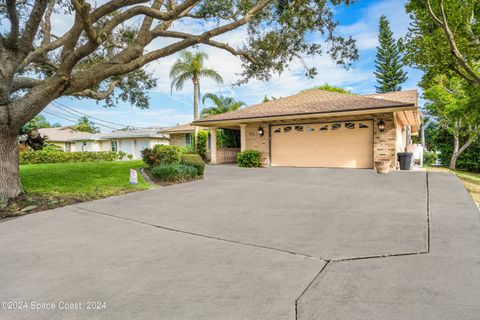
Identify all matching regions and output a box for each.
[140,168,203,186]
[0,194,84,219]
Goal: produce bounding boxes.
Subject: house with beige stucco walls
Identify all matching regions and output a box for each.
[192,89,421,169]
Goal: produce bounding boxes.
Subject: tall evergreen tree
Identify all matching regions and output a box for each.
[374,16,408,93]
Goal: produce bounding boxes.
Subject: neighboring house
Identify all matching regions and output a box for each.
[38,127,95,152]
[161,124,196,147]
[71,128,169,159]
[193,89,421,169]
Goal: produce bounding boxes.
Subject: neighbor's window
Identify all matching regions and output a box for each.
[185,133,191,145]
[111,140,118,152]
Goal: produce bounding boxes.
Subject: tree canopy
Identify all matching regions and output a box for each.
[374,15,407,93]
[423,75,480,169]
[201,93,245,117]
[405,0,480,88]
[301,83,352,94]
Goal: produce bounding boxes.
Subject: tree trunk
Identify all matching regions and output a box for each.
[193,79,199,150]
[193,80,199,120]
[449,133,476,171]
[0,130,22,199]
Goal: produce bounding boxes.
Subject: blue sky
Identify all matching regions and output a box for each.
[41,0,423,131]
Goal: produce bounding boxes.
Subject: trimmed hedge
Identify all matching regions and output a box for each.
[180,153,205,176]
[237,150,262,167]
[19,151,119,165]
[151,163,198,182]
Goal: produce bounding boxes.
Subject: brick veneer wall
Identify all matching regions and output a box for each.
[244,112,397,168]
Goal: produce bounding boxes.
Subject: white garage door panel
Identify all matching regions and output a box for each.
[271,121,373,168]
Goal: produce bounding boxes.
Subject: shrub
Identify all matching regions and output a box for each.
[423,150,438,167]
[19,151,119,164]
[153,145,182,163]
[151,163,198,182]
[237,150,262,167]
[179,146,197,154]
[181,153,205,176]
[118,151,127,160]
[142,145,182,167]
[196,130,208,159]
[42,144,64,152]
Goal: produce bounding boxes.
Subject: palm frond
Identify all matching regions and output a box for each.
[199,68,223,84]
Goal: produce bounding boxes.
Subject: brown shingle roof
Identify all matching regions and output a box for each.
[193,89,417,124]
[162,123,208,133]
[363,89,418,107]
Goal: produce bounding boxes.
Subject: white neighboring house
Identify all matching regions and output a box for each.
[71,127,169,159]
[38,126,95,152]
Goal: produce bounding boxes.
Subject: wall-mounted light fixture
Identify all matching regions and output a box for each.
[258,126,264,137]
[377,120,385,133]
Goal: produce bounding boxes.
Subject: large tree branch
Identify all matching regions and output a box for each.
[156,30,257,63]
[5,0,19,47]
[12,77,43,90]
[39,0,55,46]
[99,0,200,38]
[70,80,121,100]
[65,0,270,94]
[72,0,99,44]
[19,0,48,55]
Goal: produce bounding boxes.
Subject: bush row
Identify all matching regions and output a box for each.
[20,151,119,164]
[151,163,199,182]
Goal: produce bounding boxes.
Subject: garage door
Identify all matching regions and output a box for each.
[270,120,373,168]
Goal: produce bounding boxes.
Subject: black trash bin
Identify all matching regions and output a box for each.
[397,152,413,170]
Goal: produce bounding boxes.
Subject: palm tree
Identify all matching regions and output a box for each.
[201,93,246,118]
[170,51,223,121]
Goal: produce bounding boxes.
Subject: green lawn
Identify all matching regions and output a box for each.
[454,171,480,204]
[20,160,151,198]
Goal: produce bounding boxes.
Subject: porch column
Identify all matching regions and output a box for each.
[210,127,217,164]
[240,124,247,152]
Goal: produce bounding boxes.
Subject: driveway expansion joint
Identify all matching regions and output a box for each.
[74,205,323,261]
[295,171,432,320]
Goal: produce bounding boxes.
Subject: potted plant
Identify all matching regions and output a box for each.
[374,159,391,174]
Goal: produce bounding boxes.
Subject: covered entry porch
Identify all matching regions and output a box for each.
[206,125,242,164]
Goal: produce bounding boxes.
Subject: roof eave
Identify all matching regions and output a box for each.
[193,104,416,126]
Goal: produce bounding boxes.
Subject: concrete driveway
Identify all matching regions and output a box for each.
[0,166,479,320]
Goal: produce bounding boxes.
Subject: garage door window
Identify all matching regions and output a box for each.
[295,126,303,132]
[283,126,292,133]
[319,125,328,131]
[306,126,315,132]
[331,123,341,130]
[359,123,369,128]
[273,128,281,133]
[345,122,355,129]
